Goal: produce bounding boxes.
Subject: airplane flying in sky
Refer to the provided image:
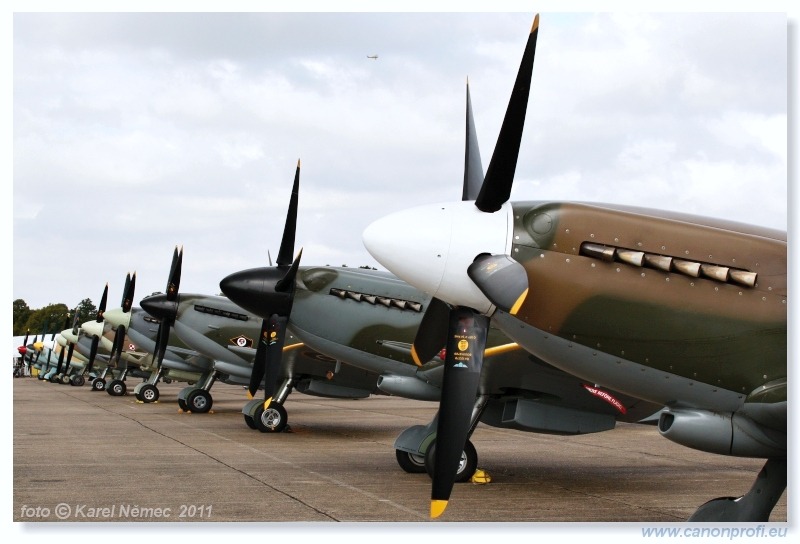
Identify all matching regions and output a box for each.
[361,14,786,521]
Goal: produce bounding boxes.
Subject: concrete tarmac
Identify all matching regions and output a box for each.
[12,376,787,526]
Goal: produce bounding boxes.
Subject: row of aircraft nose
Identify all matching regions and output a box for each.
[18,14,786,522]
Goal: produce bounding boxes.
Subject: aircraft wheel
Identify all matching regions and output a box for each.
[396,449,427,473]
[255,402,288,433]
[243,414,257,430]
[137,384,159,403]
[49,374,59,383]
[186,389,212,413]
[92,378,106,391]
[107,379,126,396]
[71,375,85,387]
[424,439,478,483]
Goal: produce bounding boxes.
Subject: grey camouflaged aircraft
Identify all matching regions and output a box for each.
[102,245,383,421]
[69,276,212,397]
[359,14,786,521]
[218,168,665,489]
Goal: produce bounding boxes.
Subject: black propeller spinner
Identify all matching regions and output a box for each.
[409,14,539,518]
[219,160,303,405]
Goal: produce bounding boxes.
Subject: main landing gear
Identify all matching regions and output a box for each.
[133,368,164,403]
[177,372,218,414]
[394,396,488,483]
[242,378,295,433]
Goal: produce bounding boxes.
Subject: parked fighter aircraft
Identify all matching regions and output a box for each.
[135,213,384,425]
[361,14,786,521]
[219,162,663,486]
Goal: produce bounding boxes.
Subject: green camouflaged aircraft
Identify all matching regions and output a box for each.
[99,245,383,419]
[219,169,673,508]
[360,14,786,521]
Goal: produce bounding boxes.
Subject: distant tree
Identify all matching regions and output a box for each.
[13,299,32,336]
[22,304,70,337]
[75,298,97,324]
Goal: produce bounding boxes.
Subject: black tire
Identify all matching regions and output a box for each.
[71,375,85,387]
[138,384,159,403]
[243,414,258,430]
[178,397,188,411]
[60,375,71,385]
[396,449,427,474]
[424,440,478,483]
[254,402,288,433]
[92,378,106,391]
[186,389,212,414]
[107,379,126,396]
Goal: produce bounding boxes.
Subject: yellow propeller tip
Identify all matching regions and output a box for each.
[263,397,273,410]
[431,500,448,519]
[246,391,254,400]
[532,14,540,33]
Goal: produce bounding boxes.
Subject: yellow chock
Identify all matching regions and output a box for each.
[471,469,491,484]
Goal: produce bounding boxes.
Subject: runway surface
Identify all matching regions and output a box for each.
[12,375,787,526]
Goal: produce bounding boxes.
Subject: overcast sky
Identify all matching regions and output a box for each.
[8,6,791,316]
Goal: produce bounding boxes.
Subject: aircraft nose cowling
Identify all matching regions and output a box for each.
[103,307,131,330]
[82,320,105,338]
[140,294,179,321]
[363,200,514,314]
[219,268,270,317]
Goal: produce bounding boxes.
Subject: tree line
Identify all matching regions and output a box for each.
[13,298,98,338]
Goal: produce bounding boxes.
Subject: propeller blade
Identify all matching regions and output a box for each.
[71,308,80,336]
[86,335,100,374]
[462,80,484,201]
[276,160,300,267]
[467,254,529,315]
[65,342,75,371]
[96,283,109,322]
[155,319,171,368]
[54,315,72,374]
[122,272,136,313]
[55,345,66,374]
[411,297,451,366]
[475,14,539,213]
[262,314,288,405]
[275,249,303,293]
[109,325,126,368]
[248,318,270,397]
[430,308,488,518]
[167,246,183,300]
